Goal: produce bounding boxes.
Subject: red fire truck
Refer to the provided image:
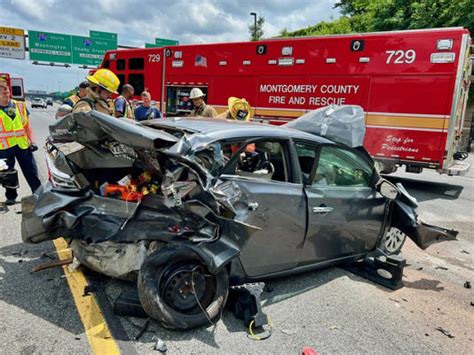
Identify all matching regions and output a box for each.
[0,74,25,101]
[98,27,472,175]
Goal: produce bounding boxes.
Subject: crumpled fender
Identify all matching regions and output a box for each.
[181,238,241,273]
[390,190,458,250]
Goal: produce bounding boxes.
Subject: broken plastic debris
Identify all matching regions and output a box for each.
[117,175,132,186]
[154,338,167,353]
[464,281,471,289]
[435,327,455,338]
[68,257,81,272]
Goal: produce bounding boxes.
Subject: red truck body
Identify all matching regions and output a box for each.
[99,27,472,175]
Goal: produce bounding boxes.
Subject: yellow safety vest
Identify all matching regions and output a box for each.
[0,100,29,150]
[116,96,134,119]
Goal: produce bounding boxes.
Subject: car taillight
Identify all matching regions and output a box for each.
[45,153,79,190]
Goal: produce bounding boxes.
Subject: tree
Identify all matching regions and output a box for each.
[249,16,265,41]
[280,0,474,37]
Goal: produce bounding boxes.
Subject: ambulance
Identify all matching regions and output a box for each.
[98,27,472,175]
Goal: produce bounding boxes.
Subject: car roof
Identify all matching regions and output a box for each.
[144,117,332,145]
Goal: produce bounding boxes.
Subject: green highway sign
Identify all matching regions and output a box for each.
[90,30,117,43]
[155,38,179,47]
[72,35,117,65]
[145,43,161,48]
[28,30,72,63]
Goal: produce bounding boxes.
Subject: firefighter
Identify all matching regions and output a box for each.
[63,81,89,108]
[189,88,217,117]
[114,84,135,119]
[73,69,120,115]
[0,77,41,205]
[217,97,252,121]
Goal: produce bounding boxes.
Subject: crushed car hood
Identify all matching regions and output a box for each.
[23,112,259,267]
[50,111,179,150]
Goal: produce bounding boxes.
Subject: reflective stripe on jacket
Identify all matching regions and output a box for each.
[116,95,134,119]
[64,94,81,107]
[0,100,29,150]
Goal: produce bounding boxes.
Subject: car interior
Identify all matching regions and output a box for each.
[220,140,289,182]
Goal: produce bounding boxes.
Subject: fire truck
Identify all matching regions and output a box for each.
[98,27,472,175]
[0,73,25,101]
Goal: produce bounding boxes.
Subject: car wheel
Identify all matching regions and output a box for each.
[380,227,407,254]
[138,246,229,330]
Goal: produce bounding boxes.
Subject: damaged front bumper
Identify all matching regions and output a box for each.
[390,183,458,249]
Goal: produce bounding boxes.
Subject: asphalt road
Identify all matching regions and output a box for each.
[1,105,472,354]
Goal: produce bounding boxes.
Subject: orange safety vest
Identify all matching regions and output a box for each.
[0,100,29,150]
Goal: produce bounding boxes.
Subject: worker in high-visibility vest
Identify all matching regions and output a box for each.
[0,77,41,205]
[63,81,89,108]
[114,84,135,119]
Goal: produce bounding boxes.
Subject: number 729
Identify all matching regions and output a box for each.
[386,49,416,64]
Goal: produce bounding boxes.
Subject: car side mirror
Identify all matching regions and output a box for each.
[377,180,399,200]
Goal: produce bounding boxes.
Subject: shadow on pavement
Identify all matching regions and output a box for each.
[384,175,463,202]
[403,278,445,292]
[0,242,85,335]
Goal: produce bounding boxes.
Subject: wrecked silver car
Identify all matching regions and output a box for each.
[21,111,457,329]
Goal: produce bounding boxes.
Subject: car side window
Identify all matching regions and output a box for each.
[220,140,289,182]
[313,146,373,187]
[294,142,317,184]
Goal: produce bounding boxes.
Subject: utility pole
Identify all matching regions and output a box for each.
[250,12,257,40]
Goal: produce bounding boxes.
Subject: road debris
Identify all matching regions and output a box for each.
[154,338,167,353]
[329,325,339,330]
[464,281,471,289]
[460,250,470,255]
[417,267,423,271]
[435,327,455,338]
[435,266,449,271]
[82,285,95,297]
[280,328,297,335]
[31,257,73,273]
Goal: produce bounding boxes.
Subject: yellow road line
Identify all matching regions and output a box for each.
[53,238,120,355]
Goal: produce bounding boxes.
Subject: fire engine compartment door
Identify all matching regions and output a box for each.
[166,84,208,116]
[445,33,472,161]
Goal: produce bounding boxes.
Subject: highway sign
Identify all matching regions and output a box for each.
[145,43,161,48]
[155,38,179,47]
[90,30,117,43]
[0,26,25,60]
[28,30,72,63]
[72,35,117,65]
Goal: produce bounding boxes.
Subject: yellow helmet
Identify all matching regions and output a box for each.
[87,69,120,94]
[228,97,252,121]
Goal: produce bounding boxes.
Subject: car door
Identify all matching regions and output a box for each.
[215,138,306,277]
[299,143,387,265]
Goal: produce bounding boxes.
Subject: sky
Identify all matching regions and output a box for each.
[0,0,340,92]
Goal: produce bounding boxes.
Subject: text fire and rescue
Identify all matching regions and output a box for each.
[260,83,360,106]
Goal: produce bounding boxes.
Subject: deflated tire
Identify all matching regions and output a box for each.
[137,245,229,329]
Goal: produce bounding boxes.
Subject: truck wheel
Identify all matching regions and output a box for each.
[138,246,229,330]
[380,227,407,254]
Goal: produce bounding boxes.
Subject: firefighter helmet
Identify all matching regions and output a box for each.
[87,69,120,94]
[228,97,251,121]
[189,88,205,99]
